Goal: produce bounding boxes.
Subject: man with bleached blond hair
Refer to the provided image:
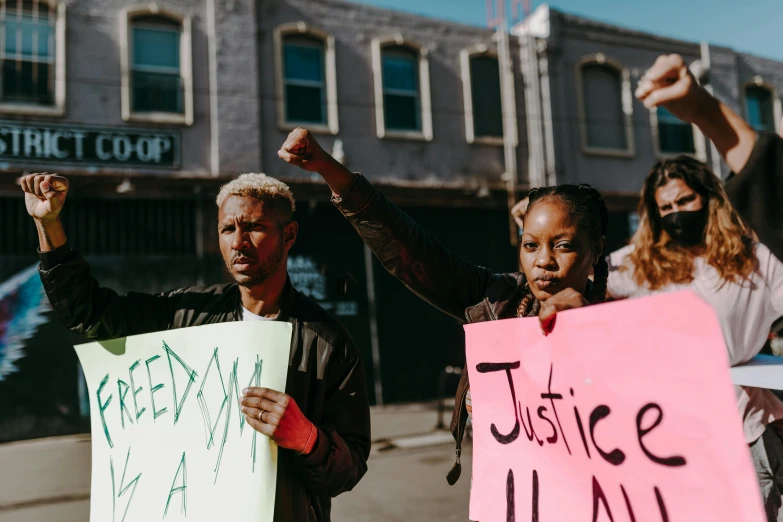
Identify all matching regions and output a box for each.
[20,171,371,522]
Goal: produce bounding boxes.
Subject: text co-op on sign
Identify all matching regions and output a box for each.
[0,126,174,164]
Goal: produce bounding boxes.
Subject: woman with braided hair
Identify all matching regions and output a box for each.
[607,156,783,521]
[278,127,610,488]
[513,184,609,320]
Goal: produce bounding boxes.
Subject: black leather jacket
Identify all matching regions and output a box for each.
[38,245,371,522]
[332,174,530,485]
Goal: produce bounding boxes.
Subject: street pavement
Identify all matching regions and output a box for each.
[333,400,473,522]
[333,437,472,522]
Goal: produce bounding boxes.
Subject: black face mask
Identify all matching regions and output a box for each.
[661,208,708,246]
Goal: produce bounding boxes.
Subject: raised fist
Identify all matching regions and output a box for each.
[635,54,711,124]
[20,173,69,221]
[277,128,329,172]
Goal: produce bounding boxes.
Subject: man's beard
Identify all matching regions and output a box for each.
[226,238,285,288]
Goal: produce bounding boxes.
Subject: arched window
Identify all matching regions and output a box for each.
[0,0,66,116]
[120,4,193,125]
[274,22,338,134]
[372,35,432,140]
[576,54,634,156]
[461,45,504,144]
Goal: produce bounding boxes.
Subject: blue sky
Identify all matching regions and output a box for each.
[352,0,783,61]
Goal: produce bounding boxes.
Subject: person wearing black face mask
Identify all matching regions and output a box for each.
[660,206,709,247]
[606,156,783,522]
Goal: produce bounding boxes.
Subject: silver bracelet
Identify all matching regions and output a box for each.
[299,423,316,455]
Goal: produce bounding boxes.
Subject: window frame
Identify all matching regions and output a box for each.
[460,44,507,146]
[371,34,432,141]
[120,3,193,126]
[0,0,66,117]
[575,53,635,158]
[273,22,338,135]
[742,76,782,135]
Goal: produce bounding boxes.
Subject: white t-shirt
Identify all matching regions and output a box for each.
[607,243,783,444]
[241,306,279,321]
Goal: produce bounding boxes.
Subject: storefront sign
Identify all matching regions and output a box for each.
[0,121,180,169]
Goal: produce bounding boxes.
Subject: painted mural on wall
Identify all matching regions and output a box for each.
[0,263,88,443]
[0,265,50,382]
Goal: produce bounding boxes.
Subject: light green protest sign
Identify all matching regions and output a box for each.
[75,321,292,522]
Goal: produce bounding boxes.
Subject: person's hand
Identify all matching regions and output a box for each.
[278,128,331,173]
[635,54,713,124]
[511,197,529,231]
[20,173,69,222]
[538,288,588,335]
[241,387,318,454]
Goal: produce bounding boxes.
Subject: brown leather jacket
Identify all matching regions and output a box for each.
[332,174,529,484]
[37,245,371,522]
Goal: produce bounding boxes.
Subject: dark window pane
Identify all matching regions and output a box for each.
[131,19,182,114]
[746,86,775,132]
[658,107,695,154]
[38,24,50,57]
[285,84,325,123]
[133,27,179,69]
[0,7,55,106]
[382,46,420,132]
[132,71,183,113]
[582,64,626,149]
[382,48,418,92]
[2,60,52,104]
[282,37,325,124]
[283,41,323,83]
[384,94,420,131]
[4,17,51,58]
[470,55,502,138]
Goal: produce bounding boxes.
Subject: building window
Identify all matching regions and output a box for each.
[382,46,420,132]
[371,35,432,140]
[745,85,775,132]
[460,46,504,144]
[582,65,624,149]
[274,23,338,134]
[283,36,325,124]
[576,55,634,157]
[131,18,182,114]
[0,0,65,116]
[120,5,193,125]
[470,56,502,138]
[656,107,695,155]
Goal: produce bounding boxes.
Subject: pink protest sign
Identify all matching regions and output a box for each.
[465,290,765,522]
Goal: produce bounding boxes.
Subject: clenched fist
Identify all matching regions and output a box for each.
[635,54,711,124]
[20,173,69,222]
[538,288,589,336]
[277,127,330,172]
